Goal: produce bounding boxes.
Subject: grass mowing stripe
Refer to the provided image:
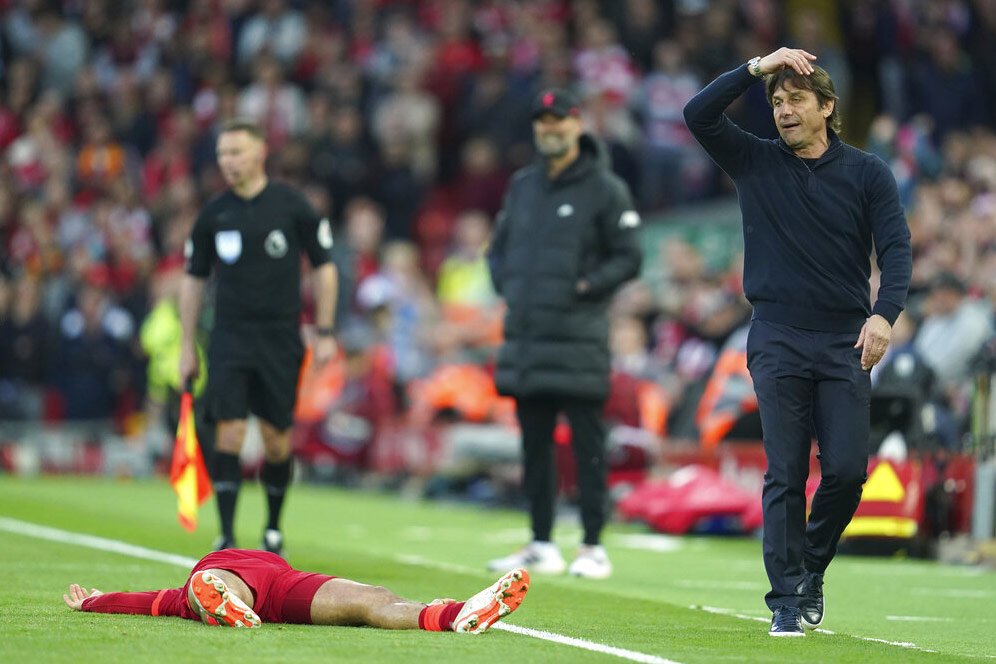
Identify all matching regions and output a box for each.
[0,516,684,664]
[692,605,938,654]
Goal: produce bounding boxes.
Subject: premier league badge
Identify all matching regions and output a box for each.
[265,229,288,258]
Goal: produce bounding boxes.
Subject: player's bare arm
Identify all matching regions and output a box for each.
[177,274,207,385]
[312,262,339,366]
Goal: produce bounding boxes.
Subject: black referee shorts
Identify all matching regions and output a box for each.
[205,320,305,431]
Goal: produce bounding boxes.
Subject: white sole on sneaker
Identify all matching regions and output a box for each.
[802,600,823,630]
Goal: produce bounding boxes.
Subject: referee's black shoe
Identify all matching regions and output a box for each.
[262,528,284,557]
[798,571,824,629]
[768,606,805,637]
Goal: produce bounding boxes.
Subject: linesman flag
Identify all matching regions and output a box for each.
[170,384,212,532]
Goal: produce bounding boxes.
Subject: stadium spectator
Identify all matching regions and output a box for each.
[371,65,441,183]
[436,209,496,310]
[0,273,50,421]
[55,264,135,421]
[64,548,528,634]
[5,3,88,98]
[236,0,307,71]
[237,55,308,152]
[905,27,989,142]
[914,271,994,392]
[684,48,912,636]
[486,88,642,579]
[357,241,439,385]
[178,119,339,555]
[631,39,703,210]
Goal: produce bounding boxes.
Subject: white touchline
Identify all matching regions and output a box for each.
[693,605,937,653]
[492,623,682,664]
[394,554,681,664]
[0,517,683,664]
[0,517,199,568]
[886,616,953,622]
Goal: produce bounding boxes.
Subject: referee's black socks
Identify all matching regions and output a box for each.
[261,458,293,531]
[211,452,242,540]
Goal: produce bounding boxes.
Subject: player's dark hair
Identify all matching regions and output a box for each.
[219,118,265,141]
[764,65,842,134]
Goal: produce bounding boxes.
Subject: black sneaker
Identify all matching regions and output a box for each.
[797,571,824,630]
[769,606,805,637]
[212,535,236,551]
[262,528,284,557]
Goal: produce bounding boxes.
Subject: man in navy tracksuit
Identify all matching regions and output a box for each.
[684,48,912,636]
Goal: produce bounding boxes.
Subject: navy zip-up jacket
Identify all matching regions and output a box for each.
[683,64,912,333]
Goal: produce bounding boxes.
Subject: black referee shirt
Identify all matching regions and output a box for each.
[186,182,334,322]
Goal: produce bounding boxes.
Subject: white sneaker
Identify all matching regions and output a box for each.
[486,541,566,574]
[568,545,612,579]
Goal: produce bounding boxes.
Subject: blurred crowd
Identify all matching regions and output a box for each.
[0,0,994,478]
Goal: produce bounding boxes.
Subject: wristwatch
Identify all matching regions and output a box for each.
[316,326,335,337]
[748,56,763,77]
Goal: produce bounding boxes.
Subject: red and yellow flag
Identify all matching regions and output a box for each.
[170,391,212,532]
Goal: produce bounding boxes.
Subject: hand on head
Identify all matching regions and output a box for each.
[757,48,817,76]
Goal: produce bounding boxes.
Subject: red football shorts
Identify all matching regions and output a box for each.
[187,549,336,624]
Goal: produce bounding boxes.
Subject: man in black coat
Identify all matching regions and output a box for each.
[486,89,642,579]
[684,48,912,636]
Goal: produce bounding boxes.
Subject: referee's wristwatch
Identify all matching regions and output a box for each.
[747,56,763,77]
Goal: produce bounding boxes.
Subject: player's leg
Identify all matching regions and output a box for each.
[746,321,814,636]
[211,419,247,549]
[488,396,565,573]
[251,323,304,555]
[186,568,261,628]
[800,332,871,629]
[562,397,611,578]
[806,334,871,574]
[206,336,255,549]
[258,420,293,554]
[306,568,530,633]
[308,578,426,628]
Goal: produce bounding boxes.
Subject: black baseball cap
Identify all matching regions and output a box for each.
[531,88,581,119]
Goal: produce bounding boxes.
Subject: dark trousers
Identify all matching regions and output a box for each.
[746,320,871,610]
[515,395,608,546]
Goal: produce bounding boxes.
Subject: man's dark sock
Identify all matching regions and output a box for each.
[211,452,242,540]
[261,457,292,531]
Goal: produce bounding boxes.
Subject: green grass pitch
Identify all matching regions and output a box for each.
[1,476,993,663]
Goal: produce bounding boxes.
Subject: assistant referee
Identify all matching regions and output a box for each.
[179,118,338,555]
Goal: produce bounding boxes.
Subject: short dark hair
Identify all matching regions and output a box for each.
[219,118,265,141]
[765,66,842,134]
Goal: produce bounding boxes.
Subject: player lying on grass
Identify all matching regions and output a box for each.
[63,549,528,634]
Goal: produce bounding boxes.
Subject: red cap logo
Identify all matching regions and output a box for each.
[543,92,555,107]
